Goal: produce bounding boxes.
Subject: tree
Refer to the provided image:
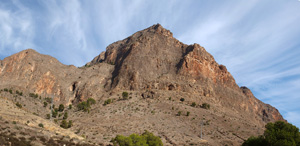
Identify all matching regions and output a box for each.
[63,112,68,120]
[122,92,129,100]
[242,121,300,146]
[60,120,68,129]
[58,104,64,112]
[180,98,185,102]
[43,102,48,107]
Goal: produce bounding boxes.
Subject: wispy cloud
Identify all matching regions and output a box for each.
[0,0,299,127]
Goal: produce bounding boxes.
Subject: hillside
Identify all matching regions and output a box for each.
[0,24,284,146]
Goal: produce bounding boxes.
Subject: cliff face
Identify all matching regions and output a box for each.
[0,24,285,145]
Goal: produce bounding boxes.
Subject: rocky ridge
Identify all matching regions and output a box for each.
[0,24,285,145]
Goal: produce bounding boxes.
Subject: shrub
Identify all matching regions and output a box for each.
[177,111,182,116]
[58,104,64,112]
[77,101,89,112]
[46,114,50,119]
[104,99,112,106]
[12,121,17,124]
[16,90,23,96]
[16,102,22,108]
[191,102,196,107]
[29,93,38,98]
[52,110,58,118]
[60,120,68,129]
[186,111,190,116]
[45,97,52,103]
[111,130,163,146]
[69,104,72,109]
[4,88,8,92]
[43,102,48,107]
[68,120,73,128]
[63,112,68,120]
[180,98,185,102]
[242,121,300,146]
[9,89,13,94]
[87,98,96,105]
[38,123,44,128]
[200,103,210,109]
[122,92,129,100]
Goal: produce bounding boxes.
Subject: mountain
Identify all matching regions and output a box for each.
[0,24,284,145]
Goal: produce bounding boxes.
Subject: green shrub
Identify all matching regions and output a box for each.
[69,104,72,109]
[38,123,44,128]
[16,90,23,96]
[4,88,8,92]
[111,130,162,146]
[8,89,13,94]
[186,111,190,116]
[43,102,48,107]
[58,104,64,112]
[191,102,196,107]
[52,110,58,118]
[122,92,129,100]
[200,103,210,109]
[46,114,50,119]
[45,97,52,103]
[60,120,68,129]
[63,112,68,120]
[104,99,112,106]
[87,98,96,105]
[180,98,185,102]
[29,93,38,98]
[177,111,182,116]
[242,121,300,146]
[16,102,22,108]
[68,120,73,128]
[12,121,17,124]
[77,101,89,112]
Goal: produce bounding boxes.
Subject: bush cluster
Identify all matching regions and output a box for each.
[29,93,38,98]
[104,99,112,106]
[111,130,163,146]
[16,90,23,96]
[243,121,300,146]
[77,98,96,112]
[200,103,210,109]
[60,120,72,129]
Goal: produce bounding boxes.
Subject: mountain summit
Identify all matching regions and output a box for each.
[0,24,284,145]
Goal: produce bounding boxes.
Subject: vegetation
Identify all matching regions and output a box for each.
[191,102,196,107]
[69,104,72,109]
[180,98,185,102]
[38,123,44,128]
[186,111,190,116]
[111,130,163,146]
[60,120,72,129]
[104,99,112,106]
[45,97,52,103]
[16,90,23,96]
[177,111,182,116]
[29,93,38,98]
[16,102,22,108]
[77,98,96,112]
[200,103,210,109]
[58,104,64,112]
[4,88,8,92]
[43,102,48,107]
[63,112,68,119]
[46,114,50,119]
[122,92,129,100]
[9,89,13,94]
[242,121,300,146]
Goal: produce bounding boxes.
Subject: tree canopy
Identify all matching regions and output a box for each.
[243,121,300,146]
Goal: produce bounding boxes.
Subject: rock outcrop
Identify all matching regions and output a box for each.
[0,24,285,145]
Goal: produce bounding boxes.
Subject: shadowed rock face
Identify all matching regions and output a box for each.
[0,24,285,145]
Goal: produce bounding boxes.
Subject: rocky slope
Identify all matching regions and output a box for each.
[0,24,284,146]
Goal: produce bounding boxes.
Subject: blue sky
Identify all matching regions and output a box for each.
[0,0,300,128]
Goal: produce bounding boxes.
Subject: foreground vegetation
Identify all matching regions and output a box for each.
[243,121,300,146]
[111,130,163,146]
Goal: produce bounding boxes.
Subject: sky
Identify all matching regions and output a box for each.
[0,0,300,128]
